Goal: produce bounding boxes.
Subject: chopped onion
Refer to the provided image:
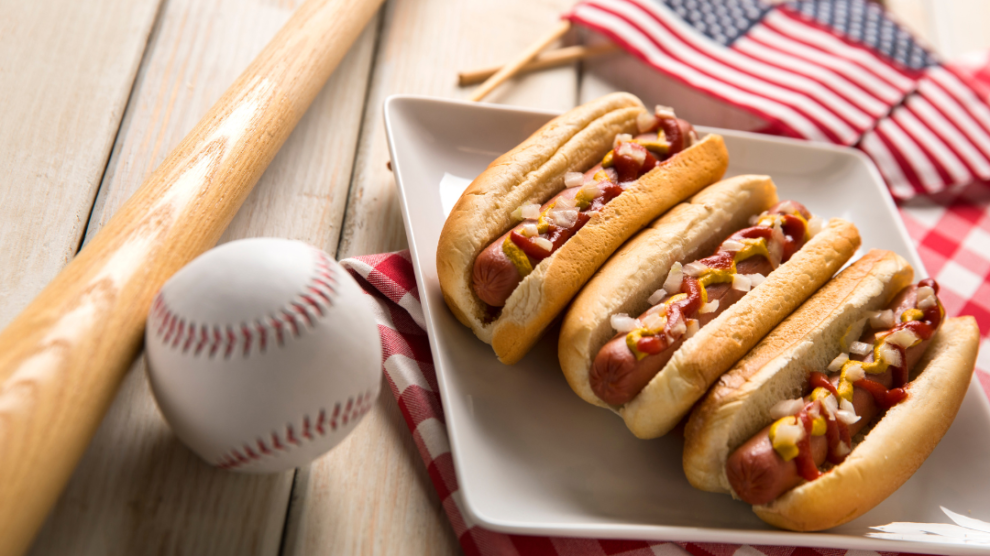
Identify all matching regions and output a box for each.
[768,220,785,268]
[555,195,577,209]
[807,400,820,420]
[610,313,640,333]
[648,289,667,305]
[617,141,646,165]
[642,312,665,330]
[840,320,865,351]
[549,207,579,229]
[807,216,825,237]
[517,203,541,220]
[687,129,699,146]
[564,172,584,188]
[827,352,849,372]
[836,410,860,425]
[685,318,700,338]
[886,328,919,348]
[669,318,687,339]
[746,273,766,287]
[870,309,895,330]
[663,262,683,294]
[878,343,902,367]
[917,286,936,310]
[580,181,601,199]
[821,392,838,418]
[637,111,657,133]
[654,104,676,118]
[613,133,633,149]
[532,237,553,251]
[837,399,860,426]
[683,261,708,277]
[520,222,538,237]
[844,362,866,383]
[722,239,745,252]
[748,214,759,226]
[732,273,752,292]
[699,299,719,314]
[834,441,851,457]
[849,341,872,356]
[773,420,805,445]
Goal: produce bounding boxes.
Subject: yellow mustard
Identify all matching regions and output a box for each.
[501,236,533,278]
[769,416,801,462]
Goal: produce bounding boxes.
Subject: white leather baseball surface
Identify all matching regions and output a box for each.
[145,238,382,473]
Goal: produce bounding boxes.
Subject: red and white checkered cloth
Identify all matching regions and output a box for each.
[340,226,990,555]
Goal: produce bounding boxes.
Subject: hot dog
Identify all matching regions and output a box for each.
[683,250,980,531]
[437,93,729,364]
[558,175,860,438]
[590,200,810,406]
[471,122,691,307]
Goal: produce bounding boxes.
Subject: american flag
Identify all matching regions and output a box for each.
[566,0,990,199]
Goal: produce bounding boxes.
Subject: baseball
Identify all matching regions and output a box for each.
[145,238,382,473]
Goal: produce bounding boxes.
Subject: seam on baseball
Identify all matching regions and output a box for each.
[215,389,377,470]
[149,248,339,358]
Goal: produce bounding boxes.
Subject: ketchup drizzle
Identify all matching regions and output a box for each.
[779,280,943,484]
[634,203,808,349]
[795,410,821,481]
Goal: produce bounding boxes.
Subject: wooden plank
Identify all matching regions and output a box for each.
[28,1,380,554]
[283,1,578,555]
[0,0,162,330]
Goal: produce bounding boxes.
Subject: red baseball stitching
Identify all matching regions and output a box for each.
[215,390,377,470]
[150,248,339,358]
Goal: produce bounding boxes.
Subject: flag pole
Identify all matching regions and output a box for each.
[469,20,572,102]
[459,43,619,86]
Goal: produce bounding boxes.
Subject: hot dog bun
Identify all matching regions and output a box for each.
[437,93,729,364]
[559,175,861,438]
[683,250,979,531]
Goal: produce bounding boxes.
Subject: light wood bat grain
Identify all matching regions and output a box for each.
[0,0,383,553]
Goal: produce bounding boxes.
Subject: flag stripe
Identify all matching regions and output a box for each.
[920,72,990,159]
[621,0,870,138]
[769,7,918,91]
[584,0,850,142]
[859,131,917,198]
[732,35,890,118]
[570,4,829,140]
[891,107,973,184]
[904,95,990,178]
[933,66,990,132]
[877,118,945,192]
[569,0,990,199]
[745,21,904,103]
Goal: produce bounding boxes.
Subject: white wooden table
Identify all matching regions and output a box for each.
[0,1,984,554]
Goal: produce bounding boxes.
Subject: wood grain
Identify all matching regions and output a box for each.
[6,0,977,554]
[28,1,381,555]
[0,0,162,330]
[283,1,580,553]
[0,0,383,553]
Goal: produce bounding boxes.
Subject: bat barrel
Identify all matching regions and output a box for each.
[0,0,383,553]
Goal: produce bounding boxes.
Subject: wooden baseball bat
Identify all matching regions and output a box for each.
[0,0,383,553]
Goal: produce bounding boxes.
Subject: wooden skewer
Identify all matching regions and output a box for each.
[458,43,620,86]
[469,19,572,102]
[0,0,383,553]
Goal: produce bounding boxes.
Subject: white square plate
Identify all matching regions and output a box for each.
[383,95,990,554]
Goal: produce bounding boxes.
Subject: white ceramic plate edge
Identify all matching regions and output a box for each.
[382,95,987,555]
